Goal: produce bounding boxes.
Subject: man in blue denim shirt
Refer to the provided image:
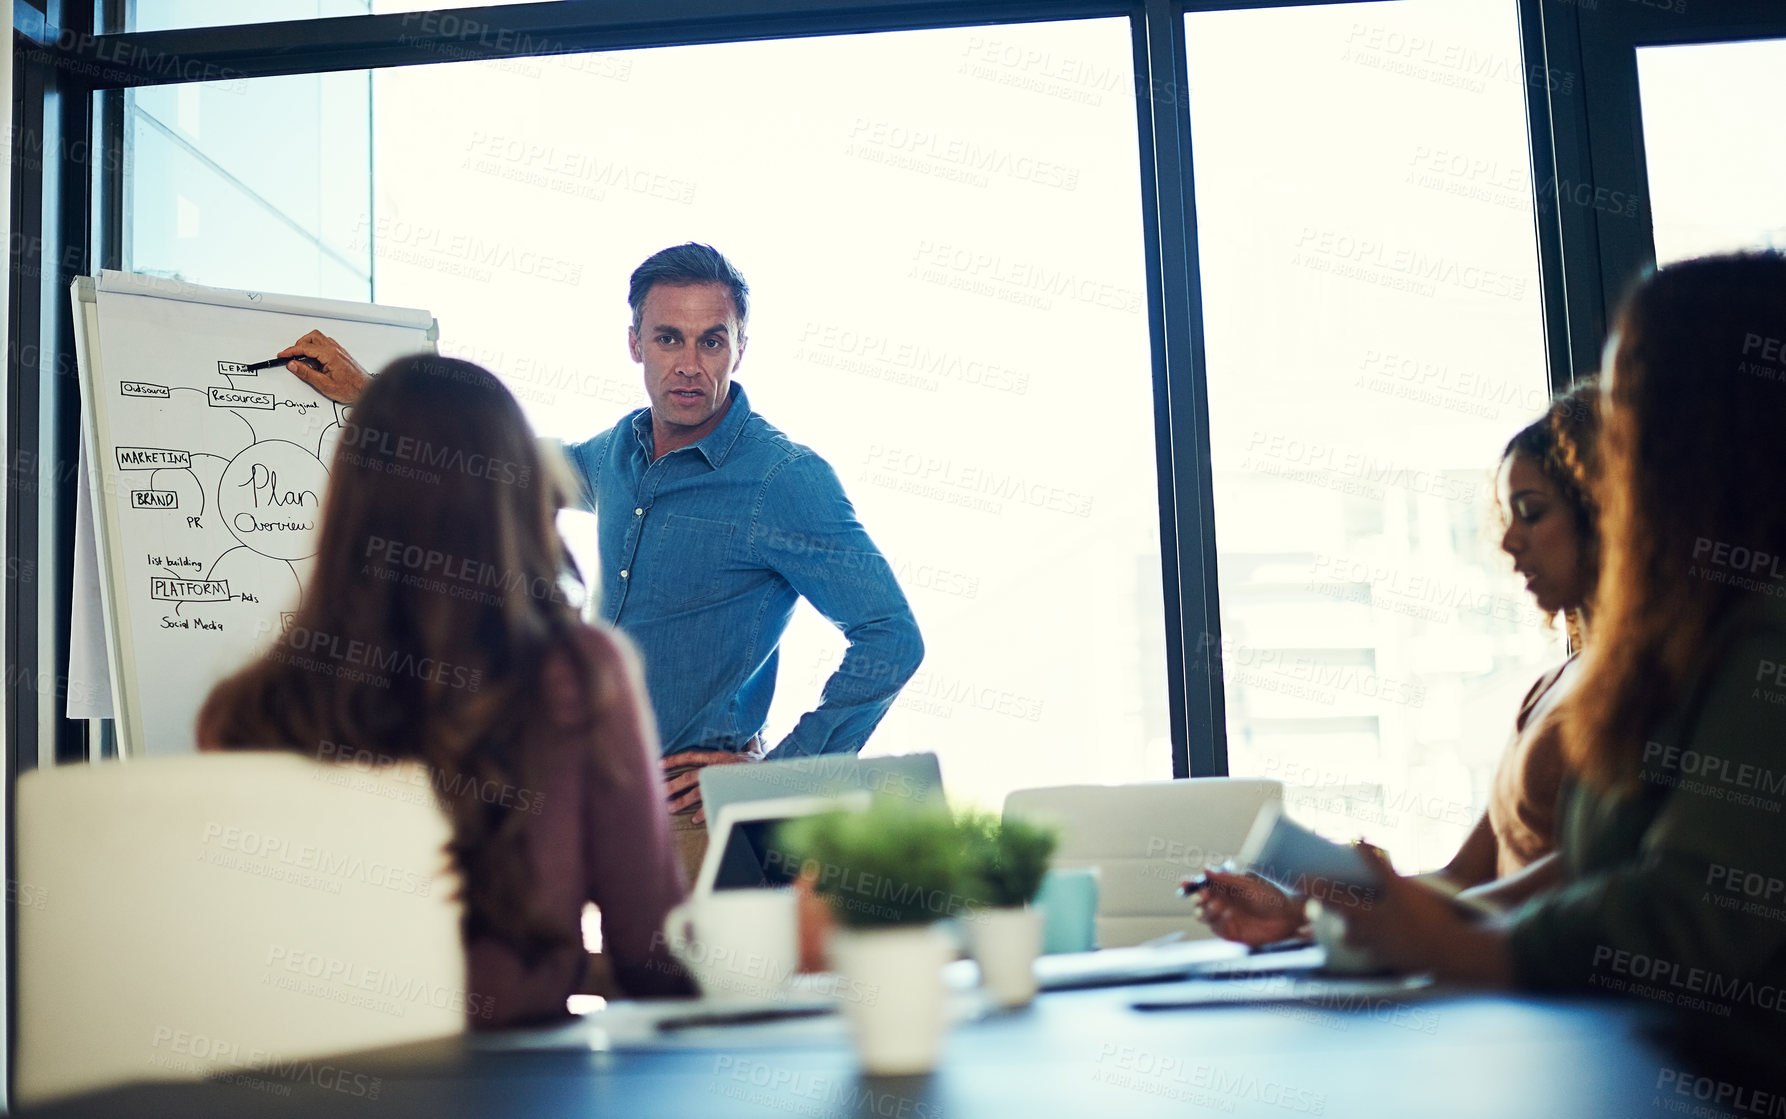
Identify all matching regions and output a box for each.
[561,245,923,866]
[273,245,922,875]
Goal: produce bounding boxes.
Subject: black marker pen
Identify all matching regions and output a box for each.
[241,355,323,372]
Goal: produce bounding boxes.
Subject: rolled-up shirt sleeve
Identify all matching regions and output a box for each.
[751,453,923,758]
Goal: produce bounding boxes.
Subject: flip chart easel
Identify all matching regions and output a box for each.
[72,271,437,756]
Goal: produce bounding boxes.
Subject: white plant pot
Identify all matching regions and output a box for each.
[827,923,955,1075]
[966,906,1041,1008]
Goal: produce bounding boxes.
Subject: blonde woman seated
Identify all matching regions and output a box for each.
[1197,381,1601,945]
[199,355,692,1027]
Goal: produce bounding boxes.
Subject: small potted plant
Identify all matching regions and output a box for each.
[779,799,968,1075]
[959,810,1059,1007]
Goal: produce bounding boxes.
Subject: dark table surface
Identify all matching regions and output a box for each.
[19,979,1764,1118]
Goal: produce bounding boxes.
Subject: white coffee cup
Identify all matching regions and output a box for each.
[661,888,798,1001]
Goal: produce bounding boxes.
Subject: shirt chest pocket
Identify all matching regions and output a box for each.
[649,514,735,610]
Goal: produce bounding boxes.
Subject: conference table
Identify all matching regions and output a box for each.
[26,965,1748,1118]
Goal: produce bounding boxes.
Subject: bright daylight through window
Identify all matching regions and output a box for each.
[1188,0,1558,869]
[123,17,1167,813]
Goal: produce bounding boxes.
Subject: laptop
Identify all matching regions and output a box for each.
[693,793,871,896]
[698,752,945,836]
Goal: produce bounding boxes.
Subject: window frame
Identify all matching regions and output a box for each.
[10,0,1380,794]
[1525,0,1786,381]
[44,0,1753,778]
[33,0,1774,791]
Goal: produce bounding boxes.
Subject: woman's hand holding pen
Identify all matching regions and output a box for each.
[1184,867,1310,948]
[278,330,370,404]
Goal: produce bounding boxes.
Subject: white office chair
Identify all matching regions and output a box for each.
[1003,778,1283,948]
[15,753,467,1106]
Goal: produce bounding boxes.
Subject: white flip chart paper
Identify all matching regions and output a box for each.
[75,271,436,756]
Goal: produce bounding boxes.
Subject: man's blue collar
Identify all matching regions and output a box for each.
[631,382,752,467]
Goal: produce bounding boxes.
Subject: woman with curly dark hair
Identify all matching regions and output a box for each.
[198,354,691,1027]
[1339,253,1786,1035]
[1195,381,1604,946]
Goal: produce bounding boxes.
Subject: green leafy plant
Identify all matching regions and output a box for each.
[958,810,1059,909]
[777,799,970,929]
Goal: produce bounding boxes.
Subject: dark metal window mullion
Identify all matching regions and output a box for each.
[1137,0,1225,778]
[1519,0,1591,392]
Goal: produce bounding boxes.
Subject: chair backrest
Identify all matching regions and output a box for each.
[1003,778,1283,948]
[15,753,466,1106]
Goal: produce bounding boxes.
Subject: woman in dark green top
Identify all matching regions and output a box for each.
[1342,253,1786,1036]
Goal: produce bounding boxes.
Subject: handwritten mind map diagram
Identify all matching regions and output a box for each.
[118,361,340,631]
[80,273,436,755]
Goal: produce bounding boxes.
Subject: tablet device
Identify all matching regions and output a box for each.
[695,793,871,896]
[1235,801,1379,894]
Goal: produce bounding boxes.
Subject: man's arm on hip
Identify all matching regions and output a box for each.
[751,453,924,760]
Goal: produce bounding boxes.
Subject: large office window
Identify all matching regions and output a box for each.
[126,75,371,297]
[1637,38,1786,266]
[122,20,1169,812]
[1186,0,1560,869]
